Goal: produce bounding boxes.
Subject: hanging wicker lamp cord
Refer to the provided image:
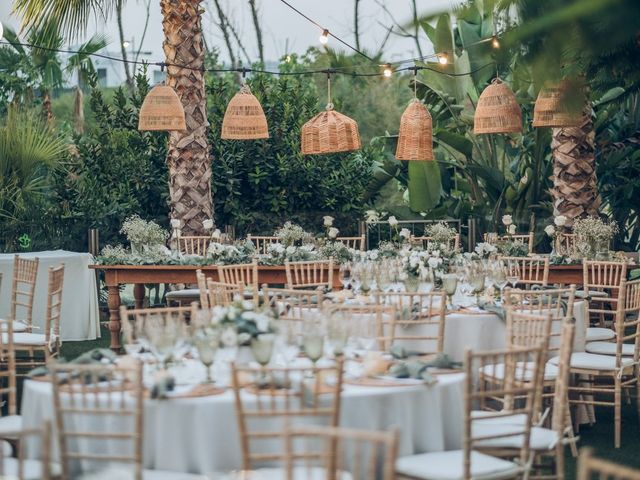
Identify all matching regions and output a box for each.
[326,71,334,110]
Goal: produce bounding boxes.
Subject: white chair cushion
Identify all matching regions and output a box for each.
[396,450,521,480]
[548,352,635,371]
[577,290,609,298]
[480,362,558,381]
[0,415,23,436]
[165,289,200,299]
[2,333,47,346]
[1,440,12,456]
[0,458,61,480]
[471,411,529,426]
[585,342,635,356]
[585,327,615,342]
[473,424,559,450]
[79,468,208,480]
[0,320,29,333]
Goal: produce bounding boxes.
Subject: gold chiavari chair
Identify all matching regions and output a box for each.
[262,286,324,340]
[323,303,397,352]
[284,425,399,480]
[218,260,260,304]
[374,291,446,355]
[0,423,56,479]
[247,235,280,254]
[13,265,64,371]
[410,234,461,252]
[231,361,344,476]
[196,269,209,309]
[549,278,640,448]
[120,305,195,353]
[577,448,640,480]
[50,361,206,480]
[0,318,21,437]
[555,233,576,257]
[9,255,39,333]
[396,346,543,480]
[501,256,550,287]
[177,235,212,256]
[485,232,535,254]
[207,279,245,307]
[582,260,628,342]
[335,235,366,251]
[285,259,334,291]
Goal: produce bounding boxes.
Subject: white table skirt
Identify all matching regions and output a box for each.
[0,250,100,341]
[22,370,464,475]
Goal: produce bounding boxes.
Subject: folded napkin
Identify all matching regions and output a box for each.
[28,348,118,380]
[388,352,461,385]
[477,301,506,322]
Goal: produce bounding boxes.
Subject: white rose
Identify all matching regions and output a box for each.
[508,225,516,235]
[388,216,399,227]
[545,225,556,236]
[220,327,238,347]
[328,227,339,239]
[170,219,181,229]
[323,216,334,227]
[211,228,221,240]
[364,210,380,224]
[502,215,513,226]
[554,215,567,227]
[368,250,379,261]
[399,228,411,239]
[256,316,270,332]
[202,219,214,230]
[237,332,251,345]
[428,257,442,269]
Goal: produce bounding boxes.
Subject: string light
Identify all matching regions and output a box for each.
[319,29,329,45]
[122,41,130,48]
[383,64,393,78]
[491,36,500,49]
[438,52,449,65]
[0,22,3,42]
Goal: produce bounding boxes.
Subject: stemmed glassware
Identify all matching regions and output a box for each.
[339,262,352,291]
[193,326,220,384]
[505,261,520,288]
[441,273,458,309]
[326,310,349,357]
[302,315,325,374]
[146,316,184,370]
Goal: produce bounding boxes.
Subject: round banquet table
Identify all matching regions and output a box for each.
[21,363,465,475]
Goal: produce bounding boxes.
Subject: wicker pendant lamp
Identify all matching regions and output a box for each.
[301,73,361,155]
[474,77,522,134]
[138,84,186,131]
[533,81,581,128]
[221,84,269,139]
[396,70,433,160]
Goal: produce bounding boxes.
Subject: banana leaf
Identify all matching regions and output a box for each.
[408,161,441,212]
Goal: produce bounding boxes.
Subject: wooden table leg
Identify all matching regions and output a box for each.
[133,284,146,309]
[107,284,122,352]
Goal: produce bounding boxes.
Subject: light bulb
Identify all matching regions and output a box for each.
[438,53,448,65]
[122,41,130,48]
[285,54,292,63]
[491,36,500,49]
[383,64,393,78]
[319,29,329,45]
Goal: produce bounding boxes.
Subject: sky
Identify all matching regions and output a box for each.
[1,0,460,68]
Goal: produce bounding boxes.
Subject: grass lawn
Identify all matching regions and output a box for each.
[55,326,640,479]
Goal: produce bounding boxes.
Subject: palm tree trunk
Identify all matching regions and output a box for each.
[551,106,601,226]
[42,89,53,123]
[161,0,213,235]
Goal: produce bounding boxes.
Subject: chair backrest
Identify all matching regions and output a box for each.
[284,425,399,480]
[374,291,446,354]
[614,279,640,369]
[206,279,245,307]
[501,256,550,286]
[464,346,542,480]
[231,361,344,471]
[323,303,397,351]
[485,232,534,254]
[551,320,576,437]
[50,361,144,480]
[177,235,211,256]
[119,305,193,347]
[577,448,640,480]
[196,269,209,309]
[583,260,628,325]
[218,260,259,289]
[335,235,366,251]
[45,264,65,345]
[285,259,335,291]
[247,235,280,255]
[556,233,576,256]
[262,286,324,340]
[0,319,17,416]
[0,423,52,480]
[410,234,460,252]
[10,255,39,327]
[505,309,553,355]
[503,285,576,356]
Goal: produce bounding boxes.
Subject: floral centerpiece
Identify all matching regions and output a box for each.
[120,215,168,255]
[573,216,618,259]
[494,215,528,257]
[274,222,314,247]
[425,222,458,253]
[213,300,276,347]
[473,242,497,259]
[544,215,568,256]
[207,240,255,265]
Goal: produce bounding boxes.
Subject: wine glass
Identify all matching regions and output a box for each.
[193,327,219,384]
[441,273,458,309]
[146,317,181,369]
[339,262,352,291]
[470,272,486,304]
[327,311,349,358]
[275,321,299,366]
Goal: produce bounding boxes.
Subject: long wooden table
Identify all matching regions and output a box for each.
[91,263,588,351]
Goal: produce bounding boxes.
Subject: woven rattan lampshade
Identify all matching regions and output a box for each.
[221,84,269,139]
[533,82,581,128]
[396,99,433,160]
[474,78,522,134]
[301,107,361,155]
[138,84,186,131]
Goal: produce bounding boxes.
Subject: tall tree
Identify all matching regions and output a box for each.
[115,0,132,88]
[248,0,264,64]
[161,0,213,234]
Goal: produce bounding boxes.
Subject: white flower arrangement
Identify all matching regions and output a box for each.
[501,215,513,226]
[274,222,313,247]
[554,215,567,227]
[399,228,411,240]
[202,219,214,231]
[544,225,556,237]
[387,215,399,227]
[120,215,168,247]
[573,216,618,258]
[323,216,334,227]
[211,228,222,240]
[213,299,276,346]
[507,224,517,235]
[474,242,497,259]
[364,210,381,224]
[425,222,458,253]
[328,227,339,239]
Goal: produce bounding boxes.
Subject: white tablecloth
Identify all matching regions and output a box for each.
[0,250,100,341]
[22,366,464,475]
